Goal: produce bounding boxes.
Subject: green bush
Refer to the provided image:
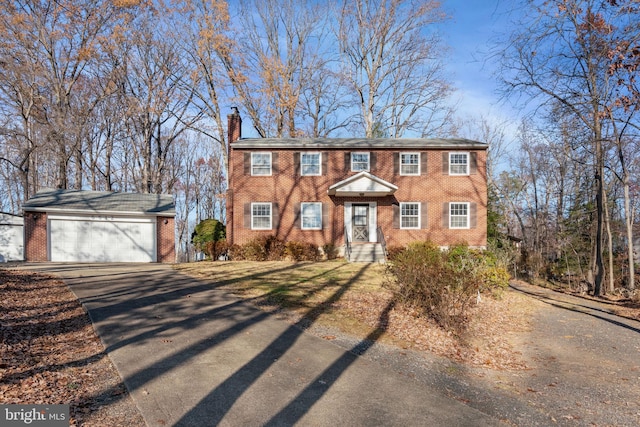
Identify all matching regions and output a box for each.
[191,219,226,259]
[285,241,321,261]
[386,241,509,332]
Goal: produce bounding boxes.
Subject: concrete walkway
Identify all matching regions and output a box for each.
[18,263,500,427]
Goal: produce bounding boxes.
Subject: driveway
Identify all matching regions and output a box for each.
[17,263,501,427]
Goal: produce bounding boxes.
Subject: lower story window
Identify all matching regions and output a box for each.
[449,202,469,229]
[252,203,272,229]
[400,202,420,229]
[301,202,322,230]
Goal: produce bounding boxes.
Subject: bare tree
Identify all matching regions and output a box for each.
[335,0,453,138]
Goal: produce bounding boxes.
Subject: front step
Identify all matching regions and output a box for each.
[348,243,386,263]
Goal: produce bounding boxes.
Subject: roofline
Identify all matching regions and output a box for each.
[23,207,176,217]
[230,138,488,150]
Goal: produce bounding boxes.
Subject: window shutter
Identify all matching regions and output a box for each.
[293,203,301,229]
[322,203,328,230]
[470,202,477,228]
[344,152,351,171]
[421,152,428,175]
[272,152,279,174]
[393,204,400,229]
[442,152,449,175]
[244,203,251,228]
[272,203,279,230]
[244,153,251,175]
[322,152,328,176]
[470,152,478,175]
[442,203,449,228]
[421,202,428,229]
[393,153,399,175]
[294,152,300,176]
[370,152,376,171]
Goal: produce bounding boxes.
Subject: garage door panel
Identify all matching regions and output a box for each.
[49,216,156,262]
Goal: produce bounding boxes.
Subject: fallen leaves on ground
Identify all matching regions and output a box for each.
[0,269,144,426]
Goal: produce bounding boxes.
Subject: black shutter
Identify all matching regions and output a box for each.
[421,202,428,229]
[421,152,428,175]
[293,203,301,229]
[272,203,279,230]
[442,203,449,228]
[442,152,449,175]
[322,152,328,176]
[470,152,478,175]
[244,153,251,175]
[272,152,279,174]
[393,152,399,175]
[294,152,300,176]
[370,152,376,171]
[470,202,477,228]
[244,203,251,228]
[344,152,351,171]
[322,203,328,230]
[393,204,400,229]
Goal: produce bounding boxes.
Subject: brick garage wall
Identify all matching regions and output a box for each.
[228,148,487,249]
[156,216,176,263]
[24,211,48,262]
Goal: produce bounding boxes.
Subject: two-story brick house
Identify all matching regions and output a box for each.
[226,109,487,260]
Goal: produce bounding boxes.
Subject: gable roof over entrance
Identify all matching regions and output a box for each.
[328,171,398,197]
[23,189,175,216]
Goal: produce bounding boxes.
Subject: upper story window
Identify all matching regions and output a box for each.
[301,153,321,176]
[251,152,272,176]
[449,202,469,229]
[301,202,322,230]
[251,202,272,229]
[400,153,420,175]
[351,152,370,172]
[449,152,469,175]
[400,202,420,229]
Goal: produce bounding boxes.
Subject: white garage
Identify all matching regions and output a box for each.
[48,214,156,262]
[23,189,176,263]
[0,212,23,262]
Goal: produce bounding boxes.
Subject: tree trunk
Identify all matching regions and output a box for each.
[623,177,635,290]
[603,187,615,294]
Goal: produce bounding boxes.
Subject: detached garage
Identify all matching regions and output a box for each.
[0,212,23,262]
[23,189,175,263]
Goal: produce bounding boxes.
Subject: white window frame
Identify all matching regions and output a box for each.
[251,202,272,230]
[351,152,370,172]
[400,152,420,176]
[449,152,469,175]
[449,202,470,229]
[301,152,321,176]
[400,202,420,229]
[251,152,272,176]
[301,202,322,230]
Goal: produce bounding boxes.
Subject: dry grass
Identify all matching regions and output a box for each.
[175,260,535,370]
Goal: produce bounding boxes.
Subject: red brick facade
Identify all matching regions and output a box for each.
[23,211,48,262]
[228,144,488,250]
[157,216,176,263]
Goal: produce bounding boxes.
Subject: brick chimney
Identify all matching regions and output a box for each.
[227,107,242,143]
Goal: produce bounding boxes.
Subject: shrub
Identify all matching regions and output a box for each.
[285,241,321,261]
[241,235,285,261]
[386,241,508,332]
[204,239,229,260]
[322,243,339,260]
[386,245,406,261]
[228,244,245,260]
[191,219,226,260]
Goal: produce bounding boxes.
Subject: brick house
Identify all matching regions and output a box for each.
[226,109,487,260]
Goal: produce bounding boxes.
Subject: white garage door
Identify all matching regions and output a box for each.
[0,216,23,262]
[49,215,156,262]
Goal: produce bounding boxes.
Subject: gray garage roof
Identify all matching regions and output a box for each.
[23,189,175,216]
[230,137,487,150]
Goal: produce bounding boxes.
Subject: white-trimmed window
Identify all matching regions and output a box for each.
[251,152,272,176]
[449,152,469,175]
[351,152,370,171]
[251,203,272,229]
[449,202,469,229]
[400,153,420,175]
[400,202,420,229]
[301,152,321,176]
[301,202,322,230]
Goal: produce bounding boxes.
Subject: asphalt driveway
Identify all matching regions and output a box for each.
[16,263,501,427]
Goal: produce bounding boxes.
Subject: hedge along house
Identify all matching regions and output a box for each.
[23,189,176,263]
[226,109,488,262]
